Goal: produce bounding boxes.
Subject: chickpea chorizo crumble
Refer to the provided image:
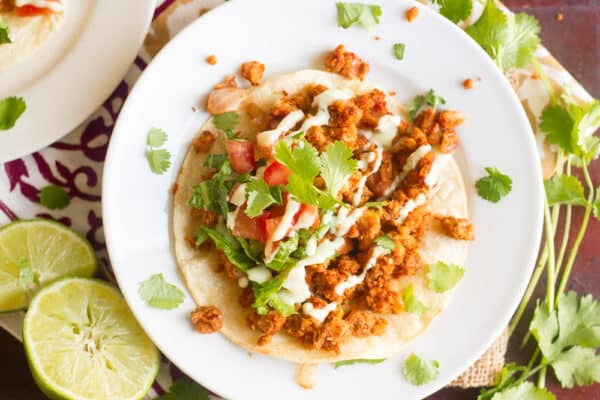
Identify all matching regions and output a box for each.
[405,6,419,23]
[186,45,472,353]
[206,54,217,65]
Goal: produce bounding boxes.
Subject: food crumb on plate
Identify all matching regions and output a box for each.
[206,54,217,65]
[406,6,419,23]
[297,363,317,389]
[373,35,381,41]
[556,12,564,22]
[462,78,474,89]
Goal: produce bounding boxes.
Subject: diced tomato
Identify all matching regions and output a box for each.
[263,161,290,186]
[15,1,60,16]
[233,206,268,242]
[293,204,320,229]
[264,217,281,240]
[226,140,256,174]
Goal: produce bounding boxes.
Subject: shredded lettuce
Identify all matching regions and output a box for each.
[188,158,235,217]
[196,227,255,272]
[266,234,299,272]
[252,267,297,316]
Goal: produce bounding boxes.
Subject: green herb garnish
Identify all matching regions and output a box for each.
[475,167,512,203]
[39,185,71,210]
[334,358,385,368]
[336,2,382,30]
[0,96,26,130]
[138,273,185,310]
[427,261,465,293]
[465,0,540,71]
[403,353,439,386]
[393,43,405,60]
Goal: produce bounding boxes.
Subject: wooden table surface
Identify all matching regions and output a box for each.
[1,1,598,399]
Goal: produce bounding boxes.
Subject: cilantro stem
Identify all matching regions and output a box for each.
[509,246,547,338]
[554,164,595,303]
[554,160,572,277]
[543,198,556,307]
[537,365,547,387]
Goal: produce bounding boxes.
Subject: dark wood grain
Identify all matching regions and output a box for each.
[0,2,598,399]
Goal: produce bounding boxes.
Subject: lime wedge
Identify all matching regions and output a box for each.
[23,278,160,400]
[0,219,98,311]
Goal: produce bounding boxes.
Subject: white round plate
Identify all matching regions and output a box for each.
[0,0,155,162]
[103,1,543,399]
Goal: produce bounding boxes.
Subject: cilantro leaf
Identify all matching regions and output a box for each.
[544,174,587,206]
[147,127,168,147]
[540,104,577,154]
[204,153,227,169]
[39,185,71,210]
[408,89,446,120]
[336,2,382,29]
[403,284,428,315]
[320,141,358,198]
[393,43,405,60]
[374,234,395,251]
[434,0,473,24]
[274,140,321,205]
[427,261,465,293]
[17,257,37,291]
[266,234,298,272]
[551,346,600,388]
[156,377,209,400]
[245,178,281,217]
[0,96,26,130]
[465,0,540,71]
[403,353,439,386]
[477,363,529,400]
[139,273,185,310]
[530,292,600,388]
[0,24,10,44]
[488,381,555,400]
[213,112,239,138]
[197,227,255,272]
[146,149,172,174]
[275,140,320,180]
[189,159,235,217]
[334,358,385,368]
[475,166,512,203]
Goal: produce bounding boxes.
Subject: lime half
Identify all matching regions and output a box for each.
[0,219,98,311]
[23,278,160,400]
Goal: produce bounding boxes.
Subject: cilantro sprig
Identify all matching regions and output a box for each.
[403,284,428,315]
[407,89,446,120]
[274,139,357,210]
[466,0,540,71]
[145,127,171,174]
[139,273,185,310]
[475,167,512,203]
[393,43,405,61]
[434,0,473,24]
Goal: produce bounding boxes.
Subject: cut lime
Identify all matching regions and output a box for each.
[23,278,160,400]
[0,219,98,311]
